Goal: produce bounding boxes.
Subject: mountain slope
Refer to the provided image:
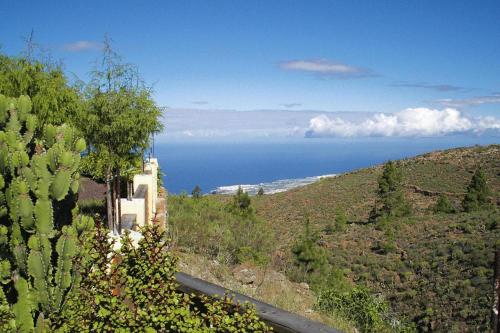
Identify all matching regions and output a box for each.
[251,144,499,332]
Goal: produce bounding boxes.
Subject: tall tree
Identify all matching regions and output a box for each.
[370,161,411,222]
[80,37,163,232]
[291,215,328,283]
[0,53,82,128]
[462,167,490,212]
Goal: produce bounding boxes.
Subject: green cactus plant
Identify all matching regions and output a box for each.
[0,95,94,332]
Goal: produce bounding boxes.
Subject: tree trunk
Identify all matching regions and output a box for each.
[105,169,114,231]
[493,249,500,333]
[112,174,118,235]
[116,168,122,234]
[127,181,133,201]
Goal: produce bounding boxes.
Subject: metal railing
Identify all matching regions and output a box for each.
[175,272,343,333]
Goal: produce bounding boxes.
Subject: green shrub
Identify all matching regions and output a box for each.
[53,225,271,332]
[317,287,416,333]
[433,194,455,213]
[169,195,273,266]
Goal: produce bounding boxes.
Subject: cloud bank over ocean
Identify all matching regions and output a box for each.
[158,107,500,141]
[306,108,500,138]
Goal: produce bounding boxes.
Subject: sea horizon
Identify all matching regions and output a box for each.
[156,136,499,195]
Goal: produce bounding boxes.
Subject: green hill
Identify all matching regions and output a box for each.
[251,144,499,332]
[169,144,499,332]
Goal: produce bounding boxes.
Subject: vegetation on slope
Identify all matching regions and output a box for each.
[169,145,499,332]
[251,145,499,332]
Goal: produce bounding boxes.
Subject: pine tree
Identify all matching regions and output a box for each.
[462,167,490,212]
[292,216,328,282]
[370,161,411,222]
[191,185,202,199]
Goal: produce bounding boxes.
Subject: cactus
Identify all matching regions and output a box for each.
[0,95,93,331]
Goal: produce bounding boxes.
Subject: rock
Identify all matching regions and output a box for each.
[233,267,258,285]
[299,282,309,290]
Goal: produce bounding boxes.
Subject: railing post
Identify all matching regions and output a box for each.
[493,249,500,333]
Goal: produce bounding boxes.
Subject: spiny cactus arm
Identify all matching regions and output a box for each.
[10,222,27,274]
[0,191,7,218]
[27,236,51,310]
[53,227,77,310]
[12,277,34,332]
[6,103,21,135]
[43,125,56,148]
[23,114,37,144]
[34,312,49,333]
[34,199,53,236]
[0,226,8,246]
[0,95,9,125]
[17,180,35,232]
[16,96,32,123]
[50,169,71,202]
[0,260,10,285]
[0,287,15,332]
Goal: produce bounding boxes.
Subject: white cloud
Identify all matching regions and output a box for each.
[63,40,102,52]
[279,59,375,79]
[433,93,500,108]
[306,107,500,137]
[391,82,463,92]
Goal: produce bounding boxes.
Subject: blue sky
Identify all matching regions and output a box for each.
[1,0,500,140]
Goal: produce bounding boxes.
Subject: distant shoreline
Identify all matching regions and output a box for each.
[211,174,337,195]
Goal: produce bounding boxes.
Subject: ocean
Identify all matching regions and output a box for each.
[155,136,499,195]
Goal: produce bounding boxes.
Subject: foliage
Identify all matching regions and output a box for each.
[250,145,499,332]
[257,187,264,196]
[230,186,252,215]
[0,54,82,128]
[291,216,328,285]
[78,37,163,228]
[78,198,106,217]
[54,225,272,332]
[317,287,416,333]
[462,167,491,212]
[370,161,411,222]
[433,194,455,214]
[0,95,93,331]
[191,185,202,199]
[334,208,347,232]
[168,195,273,266]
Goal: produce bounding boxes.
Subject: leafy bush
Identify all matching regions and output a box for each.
[169,195,274,266]
[317,287,416,333]
[433,194,455,214]
[230,186,252,215]
[334,208,348,232]
[53,225,271,332]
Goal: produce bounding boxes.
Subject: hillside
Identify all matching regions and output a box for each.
[250,144,499,332]
[169,144,499,332]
